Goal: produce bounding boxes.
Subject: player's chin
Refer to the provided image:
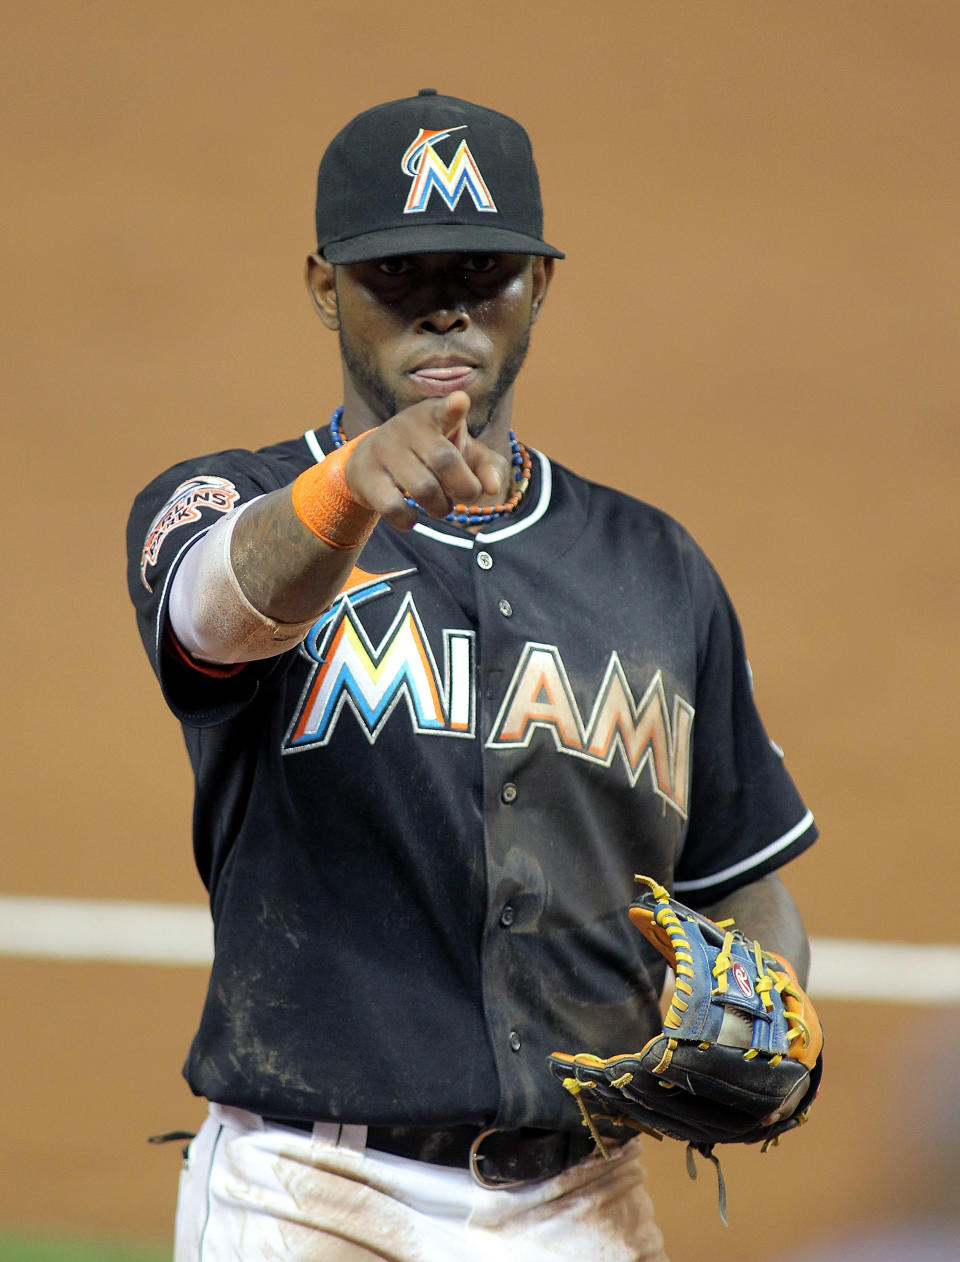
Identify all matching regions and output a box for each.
[465,411,495,440]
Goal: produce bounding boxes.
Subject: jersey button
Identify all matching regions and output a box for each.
[500,782,518,804]
[509,1030,522,1052]
[498,598,513,617]
[500,905,516,927]
[476,550,494,570]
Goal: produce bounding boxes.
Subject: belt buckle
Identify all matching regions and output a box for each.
[469,1126,527,1190]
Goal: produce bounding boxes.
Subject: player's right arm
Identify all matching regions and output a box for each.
[168,391,505,666]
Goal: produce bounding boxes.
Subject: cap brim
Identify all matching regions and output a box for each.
[322,223,564,263]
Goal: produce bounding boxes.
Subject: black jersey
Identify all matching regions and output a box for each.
[127,425,817,1130]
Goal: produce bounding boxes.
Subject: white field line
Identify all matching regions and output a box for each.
[0,895,213,967]
[1,895,958,1004]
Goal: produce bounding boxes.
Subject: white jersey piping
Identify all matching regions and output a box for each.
[413,448,552,547]
[673,810,816,893]
[304,428,326,464]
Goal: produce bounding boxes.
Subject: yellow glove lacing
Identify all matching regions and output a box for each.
[634,875,813,1063]
[560,1076,611,1159]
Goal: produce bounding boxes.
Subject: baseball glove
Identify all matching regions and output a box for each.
[549,875,822,1218]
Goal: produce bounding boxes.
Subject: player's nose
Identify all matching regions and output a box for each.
[415,305,470,335]
[411,259,473,335]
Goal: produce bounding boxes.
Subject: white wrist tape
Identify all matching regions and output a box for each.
[168,500,318,664]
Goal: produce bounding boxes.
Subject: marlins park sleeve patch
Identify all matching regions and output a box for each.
[140,475,240,592]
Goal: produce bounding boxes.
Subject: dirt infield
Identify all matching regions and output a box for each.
[5,3,960,1257]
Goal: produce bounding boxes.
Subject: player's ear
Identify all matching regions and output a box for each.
[529,256,554,325]
[305,253,339,330]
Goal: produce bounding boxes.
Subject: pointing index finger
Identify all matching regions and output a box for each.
[432,393,508,499]
[433,390,472,452]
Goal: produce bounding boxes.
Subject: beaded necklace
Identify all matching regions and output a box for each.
[328,406,532,527]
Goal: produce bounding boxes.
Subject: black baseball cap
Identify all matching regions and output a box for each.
[315,89,564,263]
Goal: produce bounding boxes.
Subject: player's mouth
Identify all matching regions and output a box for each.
[407,357,480,397]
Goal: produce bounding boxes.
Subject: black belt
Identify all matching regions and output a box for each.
[262,1118,597,1188]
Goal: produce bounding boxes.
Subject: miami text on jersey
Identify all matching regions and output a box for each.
[487,643,693,815]
[283,581,694,816]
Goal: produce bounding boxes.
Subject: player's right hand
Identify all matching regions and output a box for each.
[344,392,508,530]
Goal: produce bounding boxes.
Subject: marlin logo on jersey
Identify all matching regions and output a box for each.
[401,127,498,214]
[284,576,475,752]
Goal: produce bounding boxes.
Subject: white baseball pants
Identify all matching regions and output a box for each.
[174,1104,669,1261]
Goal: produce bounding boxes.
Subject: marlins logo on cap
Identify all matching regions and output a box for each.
[314,90,564,263]
[401,127,498,215]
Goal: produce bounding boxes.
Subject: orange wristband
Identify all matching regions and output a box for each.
[291,433,378,549]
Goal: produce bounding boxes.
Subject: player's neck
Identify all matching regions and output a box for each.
[472,396,517,466]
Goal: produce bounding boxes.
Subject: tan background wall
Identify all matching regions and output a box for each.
[4,2,959,1257]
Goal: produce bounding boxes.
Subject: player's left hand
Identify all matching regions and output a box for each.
[549,875,823,1162]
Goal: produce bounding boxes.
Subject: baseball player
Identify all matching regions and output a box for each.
[127,90,819,1260]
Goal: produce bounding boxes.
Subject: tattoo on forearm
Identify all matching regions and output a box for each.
[232,490,358,622]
